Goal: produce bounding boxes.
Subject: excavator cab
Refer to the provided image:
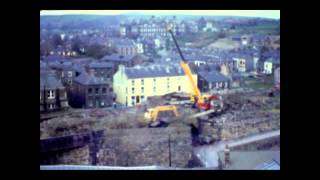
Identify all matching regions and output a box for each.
[144,108,155,121]
[144,105,180,127]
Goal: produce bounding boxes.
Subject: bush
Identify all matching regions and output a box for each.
[85,43,115,59]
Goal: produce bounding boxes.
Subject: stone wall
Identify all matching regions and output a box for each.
[41,145,91,165]
[219,115,280,140]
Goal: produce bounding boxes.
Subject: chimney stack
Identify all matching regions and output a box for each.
[89,69,95,76]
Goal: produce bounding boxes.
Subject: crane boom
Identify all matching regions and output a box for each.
[167,29,203,101]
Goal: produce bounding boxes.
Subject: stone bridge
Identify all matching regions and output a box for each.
[40,130,104,165]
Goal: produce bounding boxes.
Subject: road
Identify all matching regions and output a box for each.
[193,130,280,168]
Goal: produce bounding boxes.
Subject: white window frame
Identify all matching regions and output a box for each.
[88,100,93,107]
[47,90,55,99]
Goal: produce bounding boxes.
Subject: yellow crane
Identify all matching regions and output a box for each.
[144,28,223,127]
[167,28,223,112]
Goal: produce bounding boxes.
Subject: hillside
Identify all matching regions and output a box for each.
[207,38,241,50]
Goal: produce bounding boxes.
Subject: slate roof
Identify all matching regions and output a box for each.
[72,63,86,73]
[108,38,136,47]
[198,70,229,83]
[123,64,195,79]
[49,61,73,71]
[42,54,67,63]
[254,160,280,170]
[88,62,114,69]
[74,73,108,85]
[167,51,233,64]
[40,61,47,69]
[101,54,135,62]
[88,36,107,45]
[265,57,280,65]
[40,71,64,89]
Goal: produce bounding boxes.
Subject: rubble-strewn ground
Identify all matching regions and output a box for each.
[97,127,192,167]
[216,91,280,140]
[41,145,91,165]
[40,87,280,167]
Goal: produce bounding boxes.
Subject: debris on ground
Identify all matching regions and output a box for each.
[40,89,280,167]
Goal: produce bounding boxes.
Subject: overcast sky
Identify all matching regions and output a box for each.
[40,10,280,19]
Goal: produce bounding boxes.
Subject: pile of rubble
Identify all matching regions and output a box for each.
[96,127,192,167]
[214,91,280,140]
[40,106,149,139]
[40,89,280,167]
[41,145,91,165]
[40,116,95,139]
[55,145,91,165]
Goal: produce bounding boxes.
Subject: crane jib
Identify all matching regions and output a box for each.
[168,30,186,61]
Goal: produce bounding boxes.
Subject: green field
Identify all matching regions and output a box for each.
[235,22,279,35]
[178,31,222,48]
[242,76,274,90]
[207,38,240,50]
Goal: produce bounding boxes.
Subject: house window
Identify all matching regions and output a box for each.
[109,87,113,92]
[101,101,105,107]
[88,88,92,94]
[141,96,145,102]
[102,87,106,94]
[141,79,144,85]
[47,90,55,99]
[178,86,181,91]
[125,87,128,94]
[62,101,68,107]
[141,87,144,94]
[95,88,99,94]
[132,88,135,94]
[61,91,66,99]
[68,71,72,78]
[88,100,93,107]
[153,87,156,93]
[132,80,135,86]
[48,104,54,110]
